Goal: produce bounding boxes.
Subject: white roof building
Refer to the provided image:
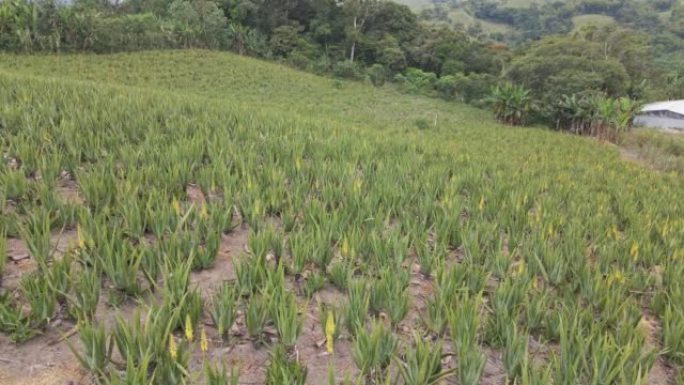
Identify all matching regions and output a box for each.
[634,100,684,131]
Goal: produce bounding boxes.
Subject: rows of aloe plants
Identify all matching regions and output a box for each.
[2,69,684,385]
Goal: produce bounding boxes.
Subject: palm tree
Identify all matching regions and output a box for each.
[590,95,641,141]
[556,94,595,135]
[615,97,641,132]
[488,83,533,126]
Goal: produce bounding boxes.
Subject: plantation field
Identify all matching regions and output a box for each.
[448,9,514,34]
[1,50,684,385]
[0,51,481,134]
[572,14,617,30]
[392,0,433,10]
[501,0,544,8]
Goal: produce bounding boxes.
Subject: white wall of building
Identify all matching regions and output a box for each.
[634,115,684,131]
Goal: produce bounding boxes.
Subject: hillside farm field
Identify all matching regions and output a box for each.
[1,51,684,385]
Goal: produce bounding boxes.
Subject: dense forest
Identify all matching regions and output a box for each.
[1,0,683,133]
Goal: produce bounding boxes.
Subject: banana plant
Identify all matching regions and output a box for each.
[487,83,533,126]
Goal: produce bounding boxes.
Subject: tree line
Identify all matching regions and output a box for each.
[1,0,683,137]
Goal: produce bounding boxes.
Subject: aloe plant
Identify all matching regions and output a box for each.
[18,209,54,268]
[21,272,57,327]
[448,293,485,385]
[68,321,112,377]
[303,270,326,298]
[662,303,684,365]
[502,324,529,382]
[345,279,370,336]
[68,267,101,321]
[155,335,191,385]
[210,283,239,343]
[273,292,302,348]
[329,260,352,291]
[0,226,6,279]
[352,320,397,381]
[205,362,239,385]
[1,169,29,201]
[245,294,270,345]
[319,303,344,343]
[369,267,410,325]
[101,243,144,297]
[113,306,174,368]
[5,50,684,385]
[0,295,37,343]
[266,344,307,385]
[103,350,155,385]
[235,255,268,295]
[395,334,454,385]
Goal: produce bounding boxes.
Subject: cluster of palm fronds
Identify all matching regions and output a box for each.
[551,93,642,140]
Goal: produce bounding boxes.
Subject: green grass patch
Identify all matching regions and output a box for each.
[572,14,617,30]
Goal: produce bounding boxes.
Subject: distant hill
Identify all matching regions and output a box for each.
[400,0,684,46]
[393,0,434,9]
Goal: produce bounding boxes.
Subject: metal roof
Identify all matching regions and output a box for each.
[641,100,684,116]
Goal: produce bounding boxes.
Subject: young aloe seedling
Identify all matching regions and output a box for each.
[46,254,72,304]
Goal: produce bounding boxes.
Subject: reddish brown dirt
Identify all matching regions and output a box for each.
[642,312,676,385]
[2,230,78,290]
[186,184,207,206]
[0,322,88,385]
[190,228,248,294]
[56,176,84,206]
[481,347,507,385]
